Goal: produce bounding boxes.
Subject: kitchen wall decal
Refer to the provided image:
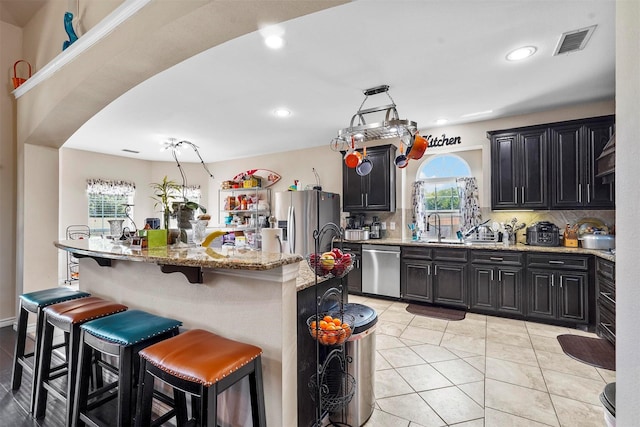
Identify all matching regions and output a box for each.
[424,134,462,147]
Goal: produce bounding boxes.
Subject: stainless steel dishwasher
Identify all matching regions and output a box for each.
[361,245,400,298]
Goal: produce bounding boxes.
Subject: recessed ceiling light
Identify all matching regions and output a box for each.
[435,119,448,125]
[506,46,537,61]
[274,108,291,117]
[265,35,284,49]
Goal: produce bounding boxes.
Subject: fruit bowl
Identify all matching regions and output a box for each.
[307,313,355,346]
[306,249,354,279]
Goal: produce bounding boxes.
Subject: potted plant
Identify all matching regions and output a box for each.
[150,176,182,230]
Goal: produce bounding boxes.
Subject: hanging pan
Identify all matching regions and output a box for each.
[394,141,408,168]
[356,146,373,176]
[344,137,361,169]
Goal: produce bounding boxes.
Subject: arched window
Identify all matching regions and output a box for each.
[412,154,479,241]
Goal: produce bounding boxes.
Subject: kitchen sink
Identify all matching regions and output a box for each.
[423,239,465,245]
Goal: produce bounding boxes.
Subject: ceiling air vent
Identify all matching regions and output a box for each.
[554,25,597,56]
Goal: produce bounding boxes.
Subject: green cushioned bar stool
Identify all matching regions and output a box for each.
[34,296,128,427]
[72,309,182,427]
[135,329,266,427]
[11,287,90,414]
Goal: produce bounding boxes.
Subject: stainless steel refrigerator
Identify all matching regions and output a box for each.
[274,190,340,255]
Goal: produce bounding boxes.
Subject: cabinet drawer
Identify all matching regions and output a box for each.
[596,258,615,280]
[597,276,616,311]
[597,303,616,345]
[433,248,467,262]
[340,243,361,254]
[527,253,589,270]
[402,246,432,260]
[470,250,523,266]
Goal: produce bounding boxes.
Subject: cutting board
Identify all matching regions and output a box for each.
[233,169,281,187]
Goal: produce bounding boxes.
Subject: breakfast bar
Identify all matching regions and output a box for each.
[55,238,305,427]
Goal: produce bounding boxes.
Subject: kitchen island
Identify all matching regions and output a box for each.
[55,238,306,427]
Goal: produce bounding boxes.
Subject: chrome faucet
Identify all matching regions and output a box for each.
[426,213,442,242]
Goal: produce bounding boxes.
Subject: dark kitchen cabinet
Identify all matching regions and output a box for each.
[550,116,615,209]
[489,127,548,209]
[595,258,616,346]
[526,253,590,325]
[341,243,362,294]
[469,251,524,316]
[342,144,396,212]
[401,247,467,308]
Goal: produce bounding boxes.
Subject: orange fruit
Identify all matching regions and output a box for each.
[319,320,328,330]
[325,324,336,331]
[332,318,342,326]
[323,315,333,323]
[310,320,317,329]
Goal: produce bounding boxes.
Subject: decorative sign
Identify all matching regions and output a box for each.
[424,133,462,147]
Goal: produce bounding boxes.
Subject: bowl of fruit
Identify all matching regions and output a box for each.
[307,313,355,346]
[306,248,354,279]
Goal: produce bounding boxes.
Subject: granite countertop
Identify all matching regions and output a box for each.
[55,239,303,271]
[345,238,616,262]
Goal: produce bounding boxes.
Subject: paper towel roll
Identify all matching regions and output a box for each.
[261,228,283,253]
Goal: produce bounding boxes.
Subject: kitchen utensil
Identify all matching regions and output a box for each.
[407,132,428,160]
[580,234,615,250]
[344,137,360,168]
[394,141,408,168]
[356,146,373,176]
[576,217,609,237]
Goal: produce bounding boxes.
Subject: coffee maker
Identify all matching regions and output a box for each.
[369,216,381,239]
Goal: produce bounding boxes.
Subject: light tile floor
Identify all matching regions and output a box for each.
[349,295,614,427]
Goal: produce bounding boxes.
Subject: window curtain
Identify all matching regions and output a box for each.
[456,177,481,231]
[182,185,201,202]
[411,180,429,233]
[86,179,135,196]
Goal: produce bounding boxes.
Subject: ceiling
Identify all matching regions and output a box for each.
[62,0,615,163]
[0,0,45,27]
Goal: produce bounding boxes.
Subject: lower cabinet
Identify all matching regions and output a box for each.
[527,268,589,324]
[401,247,467,309]
[595,258,616,345]
[470,251,524,316]
[341,243,362,294]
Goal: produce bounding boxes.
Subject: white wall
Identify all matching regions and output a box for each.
[615,0,640,424]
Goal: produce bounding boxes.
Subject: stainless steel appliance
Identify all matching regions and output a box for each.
[369,216,381,239]
[362,245,400,298]
[526,221,560,246]
[275,190,340,255]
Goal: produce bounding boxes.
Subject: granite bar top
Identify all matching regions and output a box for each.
[343,238,616,262]
[55,239,303,271]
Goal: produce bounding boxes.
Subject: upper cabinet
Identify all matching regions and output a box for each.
[489,115,615,211]
[550,117,615,209]
[342,144,397,212]
[490,128,548,209]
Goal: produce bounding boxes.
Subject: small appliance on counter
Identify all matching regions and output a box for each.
[526,221,560,247]
[369,216,381,239]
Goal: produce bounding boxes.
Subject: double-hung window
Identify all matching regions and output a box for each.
[86,179,136,235]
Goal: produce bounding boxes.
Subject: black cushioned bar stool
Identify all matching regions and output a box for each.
[11,287,90,413]
[135,329,266,427]
[72,309,182,427]
[34,296,128,426]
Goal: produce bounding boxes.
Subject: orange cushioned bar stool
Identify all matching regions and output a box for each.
[135,329,266,427]
[34,296,128,426]
[72,309,182,427]
[11,287,90,414]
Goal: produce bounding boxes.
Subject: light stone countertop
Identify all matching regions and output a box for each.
[55,238,303,271]
[341,238,616,262]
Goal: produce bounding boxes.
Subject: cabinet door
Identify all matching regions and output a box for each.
[550,123,582,208]
[496,267,524,315]
[346,254,362,294]
[527,269,555,320]
[433,263,467,308]
[401,260,432,303]
[470,266,494,311]
[519,129,548,208]
[557,272,588,323]
[342,159,365,211]
[365,147,394,211]
[584,118,615,208]
[491,133,519,209]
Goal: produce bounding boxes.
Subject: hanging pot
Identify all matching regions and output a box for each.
[12,60,31,89]
[356,146,373,176]
[407,133,428,160]
[344,137,361,168]
[394,141,408,168]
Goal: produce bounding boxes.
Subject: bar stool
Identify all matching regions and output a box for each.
[72,309,182,427]
[11,287,90,413]
[135,329,266,427]
[34,296,128,426]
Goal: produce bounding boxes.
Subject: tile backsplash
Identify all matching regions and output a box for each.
[344,209,615,241]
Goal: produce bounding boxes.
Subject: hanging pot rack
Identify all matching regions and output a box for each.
[333,85,418,149]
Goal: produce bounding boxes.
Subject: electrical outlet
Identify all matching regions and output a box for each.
[389,221,396,230]
[381,222,387,230]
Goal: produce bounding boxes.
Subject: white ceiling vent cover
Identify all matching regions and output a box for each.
[554,25,597,56]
